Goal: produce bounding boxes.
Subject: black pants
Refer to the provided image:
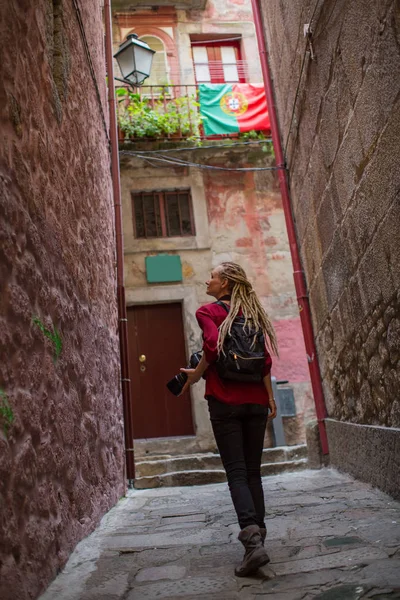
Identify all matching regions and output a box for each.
[207,397,268,530]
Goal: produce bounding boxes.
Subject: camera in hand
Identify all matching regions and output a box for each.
[166,351,202,396]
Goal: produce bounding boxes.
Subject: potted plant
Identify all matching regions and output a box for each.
[116,88,201,141]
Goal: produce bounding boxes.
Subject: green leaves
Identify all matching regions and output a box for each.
[117,92,202,140]
[0,389,14,438]
[32,316,62,363]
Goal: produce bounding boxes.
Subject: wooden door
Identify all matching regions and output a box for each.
[127,303,194,439]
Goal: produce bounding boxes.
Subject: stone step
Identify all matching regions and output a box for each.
[134,458,308,489]
[134,436,206,460]
[135,444,307,478]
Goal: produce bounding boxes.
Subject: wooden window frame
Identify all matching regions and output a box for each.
[191,39,245,84]
[131,189,195,239]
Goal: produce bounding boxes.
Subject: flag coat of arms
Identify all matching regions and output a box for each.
[198,83,270,136]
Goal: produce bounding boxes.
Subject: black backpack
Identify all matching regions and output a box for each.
[215,301,266,382]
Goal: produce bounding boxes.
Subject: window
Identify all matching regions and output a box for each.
[139,35,170,88]
[132,189,195,238]
[191,40,245,84]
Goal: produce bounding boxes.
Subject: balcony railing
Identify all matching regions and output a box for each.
[113,0,207,10]
[117,85,203,142]
[116,84,270,143]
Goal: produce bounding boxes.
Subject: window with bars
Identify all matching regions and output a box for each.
[132,189,195,238]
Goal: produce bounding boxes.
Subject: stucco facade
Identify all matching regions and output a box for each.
[0,1,125,598]
[121,145,315,449]
[115,0,315,451]
[259,0,400,493]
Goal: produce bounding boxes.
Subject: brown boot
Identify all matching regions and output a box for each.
[235,524,270,577]
[260,527,267,546]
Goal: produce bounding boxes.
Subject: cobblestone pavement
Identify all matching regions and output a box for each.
[40,469,400,600]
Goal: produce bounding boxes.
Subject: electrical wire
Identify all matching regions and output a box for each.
[72,0,110,147]
[314,0,339,40]
[283,50,308,159]
[283,0,323,160]
[120,150,283,172]
[121,139,272,154]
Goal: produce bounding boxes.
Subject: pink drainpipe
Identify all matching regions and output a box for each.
[104,0,136,480]
[251,0,329,454]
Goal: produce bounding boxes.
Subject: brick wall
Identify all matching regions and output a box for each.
[259,0,400,425]
[0,1,125,598]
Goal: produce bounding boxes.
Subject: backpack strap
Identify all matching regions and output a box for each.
[215,300,230,314]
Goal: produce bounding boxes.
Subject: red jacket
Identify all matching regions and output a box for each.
[196,301,272,406]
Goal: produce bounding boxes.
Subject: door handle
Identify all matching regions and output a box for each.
[139,354,146,363]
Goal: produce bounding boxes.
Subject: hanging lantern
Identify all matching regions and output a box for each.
[114,34,155,87]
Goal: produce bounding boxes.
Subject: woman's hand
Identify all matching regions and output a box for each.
[179,368,201,396]
[263,373,276,419]
[268,397,277,419]
[178,354,209,396]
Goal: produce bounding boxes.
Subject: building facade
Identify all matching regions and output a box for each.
[259,0,400,497]
[114,0,315,454]
[0,1,125,598]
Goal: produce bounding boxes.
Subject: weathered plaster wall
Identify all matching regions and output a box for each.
[259,0,400,426]
[202,147,315,443]
[178,0,262,85]
[0,2,124,599]
[121,144,314,446]
[113,0,262,86]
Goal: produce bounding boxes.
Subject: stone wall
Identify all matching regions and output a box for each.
[259,0,400,427]
[0,2,125,599]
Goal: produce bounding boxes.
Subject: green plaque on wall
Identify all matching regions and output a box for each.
[145,254,182,283]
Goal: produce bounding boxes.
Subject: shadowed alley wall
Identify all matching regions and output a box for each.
[259,0,400,495]
[0,1,125,598]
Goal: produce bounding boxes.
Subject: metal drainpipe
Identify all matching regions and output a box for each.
[104,0,136,481]
[251,0,329,454]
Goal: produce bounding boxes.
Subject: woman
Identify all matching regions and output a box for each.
[180,262,278,577]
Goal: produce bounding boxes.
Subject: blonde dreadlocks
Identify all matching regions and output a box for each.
[216,262,279,357]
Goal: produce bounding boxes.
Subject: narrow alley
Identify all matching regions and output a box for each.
[1,0,400,598]
[40,470,400,600]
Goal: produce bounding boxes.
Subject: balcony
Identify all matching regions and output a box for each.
[112,0,207,11]
[117,85,202,142]
[116,84,269,144]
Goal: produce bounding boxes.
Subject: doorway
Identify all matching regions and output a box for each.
[127,302,194,439]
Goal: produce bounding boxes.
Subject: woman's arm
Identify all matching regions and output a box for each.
[178,307,217,396]
[179,353,209,396]
[263,372,277,419]
[195,308,219,363]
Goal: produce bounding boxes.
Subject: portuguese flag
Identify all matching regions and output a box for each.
[198,83,270,136]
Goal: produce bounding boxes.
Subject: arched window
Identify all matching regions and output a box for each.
[140,35,169,87]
